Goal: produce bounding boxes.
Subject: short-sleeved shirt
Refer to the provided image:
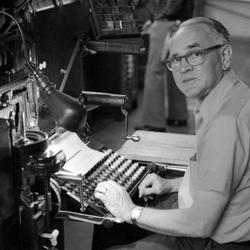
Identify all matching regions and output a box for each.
[178,70,250,243]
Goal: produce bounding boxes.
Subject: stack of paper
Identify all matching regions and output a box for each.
[49,131,105,175]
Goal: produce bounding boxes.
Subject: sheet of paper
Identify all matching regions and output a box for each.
[118,131,196,166]
[49,131,105,175]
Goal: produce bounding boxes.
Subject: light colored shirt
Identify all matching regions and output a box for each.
[178,70,250,243]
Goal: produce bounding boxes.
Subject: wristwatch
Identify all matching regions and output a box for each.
[130,206,143,225]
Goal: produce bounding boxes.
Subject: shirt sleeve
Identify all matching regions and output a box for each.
[155,0,184,20]
[195,115,250,195]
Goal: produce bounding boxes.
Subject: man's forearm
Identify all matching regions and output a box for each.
[133,206,202,237]
[168,177,183,193]
[126,190,228,238]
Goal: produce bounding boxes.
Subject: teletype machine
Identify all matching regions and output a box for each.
[0,5,156,250]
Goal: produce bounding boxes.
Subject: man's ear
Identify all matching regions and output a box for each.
[221,45,232,71]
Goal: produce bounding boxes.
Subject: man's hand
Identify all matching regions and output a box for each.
[138,173,173,200]
[94,180,135,223]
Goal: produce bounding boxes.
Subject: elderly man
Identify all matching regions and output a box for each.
[94,17,250,250]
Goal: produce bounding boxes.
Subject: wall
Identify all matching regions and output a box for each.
[203,0,250,85]
[33,1,90,97]
[204,0,250,38]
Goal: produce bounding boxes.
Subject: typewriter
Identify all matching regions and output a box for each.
[49,130,154,225]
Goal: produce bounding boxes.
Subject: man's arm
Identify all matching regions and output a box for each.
[132,190,229,237]
[138,173,182,198]
[95,116,248,237]
[95,180,229,237]
[134,116,248,237]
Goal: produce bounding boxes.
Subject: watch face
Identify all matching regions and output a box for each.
[131,206,143,224]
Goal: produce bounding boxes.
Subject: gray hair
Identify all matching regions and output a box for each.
[172,17,231,44]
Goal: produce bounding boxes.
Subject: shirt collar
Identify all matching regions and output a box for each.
[194,70,240,124]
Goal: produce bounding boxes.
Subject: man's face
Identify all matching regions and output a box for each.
[168,24,225,100]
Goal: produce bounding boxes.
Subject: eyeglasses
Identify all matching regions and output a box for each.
[164,44,225,72]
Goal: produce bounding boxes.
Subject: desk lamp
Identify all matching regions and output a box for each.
[0,10,87,249]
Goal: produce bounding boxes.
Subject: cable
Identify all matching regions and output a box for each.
[50,178,62,211]
[0,10,34,72]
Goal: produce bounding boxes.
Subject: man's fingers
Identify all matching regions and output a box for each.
[107,180,123,190]
[95,180,124,202]
[95,181,109,193]
[94,190,107,203]
[138,175,155,197]
[143,195,154,202]
[139,175,152,189]
[140,186,154,197]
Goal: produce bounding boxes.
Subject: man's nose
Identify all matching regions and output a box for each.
[179,57,193,72]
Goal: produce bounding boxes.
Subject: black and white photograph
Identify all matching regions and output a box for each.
[0,1,250,249]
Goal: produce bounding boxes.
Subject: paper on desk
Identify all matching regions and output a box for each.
[49,131,105,175]
[118,131,196,166]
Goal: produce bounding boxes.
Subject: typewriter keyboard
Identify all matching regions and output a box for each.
[60,149,151,215]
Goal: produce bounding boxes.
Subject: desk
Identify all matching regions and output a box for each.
[118,131,196,171]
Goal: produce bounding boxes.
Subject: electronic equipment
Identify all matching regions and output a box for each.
[87,0,145,54]
[0,76,66,250]
[55,148,152,224]
[0,74,149,250]
[0,5,146,250]
[0,75,39,134]
[31,0,77,12]
[37,130,151,225]
[86,36,145,55]
[89,0,140,39]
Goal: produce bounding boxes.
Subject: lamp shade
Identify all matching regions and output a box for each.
[34,71,87,132]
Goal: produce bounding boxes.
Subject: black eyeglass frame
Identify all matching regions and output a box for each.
[165,44,225,71]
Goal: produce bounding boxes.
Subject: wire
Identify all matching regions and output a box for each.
[0,9,34,72]
[50,178,62,211]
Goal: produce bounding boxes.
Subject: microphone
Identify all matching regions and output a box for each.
[80,91,128,107]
